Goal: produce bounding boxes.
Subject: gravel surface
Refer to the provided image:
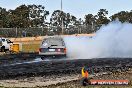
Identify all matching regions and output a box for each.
[0,73,80,87]
[46,70,132,88]
[1,69,132,88]
[0,58,132,79]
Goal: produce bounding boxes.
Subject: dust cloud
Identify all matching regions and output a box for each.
[64,21,132,59]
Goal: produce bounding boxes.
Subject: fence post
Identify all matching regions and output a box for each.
[42,27,43,36]
[16,27,18,38]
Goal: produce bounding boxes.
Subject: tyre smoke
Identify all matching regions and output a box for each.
[64,21,132,59]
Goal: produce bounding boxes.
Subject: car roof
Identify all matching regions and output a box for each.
[44,36,62,39]
[43,37,63,41]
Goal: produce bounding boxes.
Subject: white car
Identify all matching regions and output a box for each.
[39,37,66,57]
[0,38,13,52]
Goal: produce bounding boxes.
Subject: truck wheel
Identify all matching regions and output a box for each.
[1,46,5,52]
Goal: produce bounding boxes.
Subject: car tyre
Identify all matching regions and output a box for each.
[1,46,5,52]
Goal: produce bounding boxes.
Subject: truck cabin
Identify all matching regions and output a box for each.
[0,38,12,44]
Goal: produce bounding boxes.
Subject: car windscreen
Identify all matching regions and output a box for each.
[6,39,12,43]
[2,39,5,42]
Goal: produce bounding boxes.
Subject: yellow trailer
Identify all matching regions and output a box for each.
[10,43,22,53]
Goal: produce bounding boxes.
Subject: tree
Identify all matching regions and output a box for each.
[128,10,132,23]
[84,14,96,33]
[95,9,110,27]
[4,4,49,28]
[8,5,30,28]
[28,4,49,27]
[110,11,129,23]
[85,14,95,25]
[50,10,77,34]
[0,7,8,28]
[50,10,62,34]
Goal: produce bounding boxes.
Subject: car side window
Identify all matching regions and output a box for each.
[2,39,5,42]
[42,39,48,46]
[42,39,47,44]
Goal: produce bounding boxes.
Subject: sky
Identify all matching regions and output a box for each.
[0,0,132,21]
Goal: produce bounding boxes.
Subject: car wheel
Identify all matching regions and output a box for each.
[1,46,5,52]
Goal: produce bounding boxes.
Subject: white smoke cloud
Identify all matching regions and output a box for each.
[64,21,132,59]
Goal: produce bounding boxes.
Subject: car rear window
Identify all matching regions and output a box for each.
[42,38,65,46]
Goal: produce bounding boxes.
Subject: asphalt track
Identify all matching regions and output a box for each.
[0,53,132,79]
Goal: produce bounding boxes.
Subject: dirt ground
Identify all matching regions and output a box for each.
[46,70,132,88]
[0,69,132,88]
[0,73,80,87]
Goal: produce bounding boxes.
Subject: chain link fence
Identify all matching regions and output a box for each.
[0,25,97,37]
[0,28,48,37]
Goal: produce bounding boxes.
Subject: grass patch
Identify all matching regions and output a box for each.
[22,43,40,52]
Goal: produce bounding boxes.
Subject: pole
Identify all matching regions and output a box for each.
[16,27,17,38]
[61,0,64,35]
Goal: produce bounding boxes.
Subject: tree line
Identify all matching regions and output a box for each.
[0,4,132,36]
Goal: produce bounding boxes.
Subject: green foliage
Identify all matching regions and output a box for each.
[28,4,49,27]
[0,4,132,36]
[95,9,110,26]
[0,7,8,28]
[50,10,77,34]
[110,11,132,23]
[85,9,110,33]
[0,4,49,28]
